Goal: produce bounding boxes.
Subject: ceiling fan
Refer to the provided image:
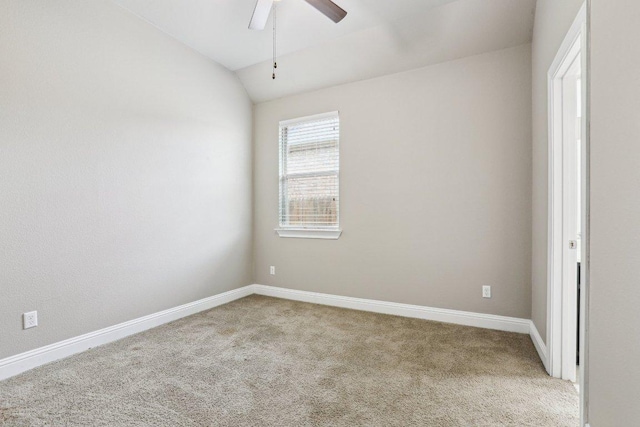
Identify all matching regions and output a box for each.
[249,0,348,30]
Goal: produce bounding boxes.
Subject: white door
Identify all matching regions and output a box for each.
[560,55,581,383]
[547,4,587,388]
[547,5,589,425]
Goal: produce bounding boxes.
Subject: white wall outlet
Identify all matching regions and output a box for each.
[482,286,492,299]
[270,266,276,275]
[23,311,38,329]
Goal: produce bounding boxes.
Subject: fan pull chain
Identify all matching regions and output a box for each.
[272,3,277,80]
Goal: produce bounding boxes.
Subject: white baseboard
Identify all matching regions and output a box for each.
[252,284,531,334]
[0,285,254,381]
[1,284,547,382]
[529,320,549,372]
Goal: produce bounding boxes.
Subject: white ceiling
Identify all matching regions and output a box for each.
[113,0,536,102]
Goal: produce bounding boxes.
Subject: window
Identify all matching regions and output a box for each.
[276,111,341,239]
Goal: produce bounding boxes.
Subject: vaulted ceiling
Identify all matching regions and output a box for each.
[113,0,537,102]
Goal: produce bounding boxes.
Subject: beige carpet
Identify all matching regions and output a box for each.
[0,295,578,426]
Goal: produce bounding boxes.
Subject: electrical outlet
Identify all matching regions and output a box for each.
[270,266,276,275]
[482,286,492,299]
[23,311,38,329]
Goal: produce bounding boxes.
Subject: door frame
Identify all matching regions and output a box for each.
[549,32,581,384]
[547,1,589,425]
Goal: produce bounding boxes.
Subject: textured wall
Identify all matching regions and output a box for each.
[253,45,532,319]
[530,0,586,343]
[0,0,252,359]
[588,0,640,423]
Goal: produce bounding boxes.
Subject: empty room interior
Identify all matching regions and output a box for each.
[1,0,638,426]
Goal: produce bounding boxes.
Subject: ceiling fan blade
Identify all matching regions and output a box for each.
[303,0,347,23]
[249,0,274,30]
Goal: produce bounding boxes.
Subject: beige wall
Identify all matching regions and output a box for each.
[530,0,586,343]
[253,45,533,319]
[0,0,252,359]
[588,0,640,423]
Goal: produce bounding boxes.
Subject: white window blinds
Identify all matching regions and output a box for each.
[279,112,340,229]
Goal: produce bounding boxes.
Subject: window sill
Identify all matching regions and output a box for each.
[275,228,342,240]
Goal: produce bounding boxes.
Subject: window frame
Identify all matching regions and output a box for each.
[275,111,342,240]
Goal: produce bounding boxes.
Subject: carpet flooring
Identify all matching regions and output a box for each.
[0,295,579,426]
